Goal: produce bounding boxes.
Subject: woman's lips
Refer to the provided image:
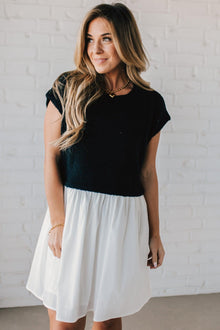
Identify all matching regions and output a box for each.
[93,58,107,64]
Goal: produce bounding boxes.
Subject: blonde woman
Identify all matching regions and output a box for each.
[26,3,171,330]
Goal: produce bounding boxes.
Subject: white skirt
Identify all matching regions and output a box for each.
[26,186,152,323]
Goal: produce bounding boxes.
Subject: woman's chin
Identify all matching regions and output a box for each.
[94,66,109,74]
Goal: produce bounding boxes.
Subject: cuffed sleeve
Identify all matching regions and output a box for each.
[148,91,171,141]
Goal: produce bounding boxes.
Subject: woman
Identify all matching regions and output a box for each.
[26,3,171,330]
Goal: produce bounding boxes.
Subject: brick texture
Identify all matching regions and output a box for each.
[0,0,219,308]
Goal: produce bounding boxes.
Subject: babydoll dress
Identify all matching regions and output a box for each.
[26,72,171,323]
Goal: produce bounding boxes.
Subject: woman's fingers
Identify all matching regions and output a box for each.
[157,247,165,266]
[148,235,166,269]
[152,250,158,268]
[48,227,63,258]
[147,251,157,268]
[147,244,158,268]
[148,248,165,268]
[55,246,62,258]
[51,245,62,258]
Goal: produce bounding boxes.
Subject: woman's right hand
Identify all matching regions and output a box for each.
[48,226,64,258]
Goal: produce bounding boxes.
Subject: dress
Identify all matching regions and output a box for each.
[26,72,171,323]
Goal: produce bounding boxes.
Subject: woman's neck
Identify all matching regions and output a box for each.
[104,68,129,91]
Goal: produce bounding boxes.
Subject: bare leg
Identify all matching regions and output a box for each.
[92,317,122,330]
[47,308,87,330]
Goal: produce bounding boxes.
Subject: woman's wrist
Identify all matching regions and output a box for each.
[50,216,65,227]
[149,231,160,238]
[48,223,65,235]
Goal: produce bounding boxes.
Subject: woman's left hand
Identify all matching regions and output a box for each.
[147,234,165,269]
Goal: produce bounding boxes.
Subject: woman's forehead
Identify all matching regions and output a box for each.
[87,17,112,35]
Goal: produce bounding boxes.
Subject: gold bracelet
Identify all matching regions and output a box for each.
[48,223,64,235]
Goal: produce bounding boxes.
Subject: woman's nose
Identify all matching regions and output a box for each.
[93,41,103,53]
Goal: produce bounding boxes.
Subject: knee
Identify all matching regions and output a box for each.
[47,310,86,330]
[93,317,122,329]
[101,319,116,329]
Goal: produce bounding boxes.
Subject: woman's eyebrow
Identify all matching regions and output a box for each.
[86,32,112,37]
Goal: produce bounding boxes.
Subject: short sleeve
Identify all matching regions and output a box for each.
[45,88,63,114]
[148,91,171,141]
[45,72,68,114]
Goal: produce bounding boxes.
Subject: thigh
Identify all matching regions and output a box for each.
[47,308,87,330]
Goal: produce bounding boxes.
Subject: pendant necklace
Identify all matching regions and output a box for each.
[106,79,131,98]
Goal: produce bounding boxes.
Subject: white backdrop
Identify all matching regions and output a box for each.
[0,0,220,307]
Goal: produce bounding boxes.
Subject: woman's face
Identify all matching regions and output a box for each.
[86,17,122,75]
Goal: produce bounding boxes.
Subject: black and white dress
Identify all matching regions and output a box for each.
[26,73,171,323]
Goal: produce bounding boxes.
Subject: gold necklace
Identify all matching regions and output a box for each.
[106,79,131,98]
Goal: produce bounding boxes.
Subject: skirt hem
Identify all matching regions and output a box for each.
[26,284,152,323]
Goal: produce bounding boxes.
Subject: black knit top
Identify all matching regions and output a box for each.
[45,74,171,197]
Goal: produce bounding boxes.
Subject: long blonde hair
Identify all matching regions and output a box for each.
[51,3,153,151]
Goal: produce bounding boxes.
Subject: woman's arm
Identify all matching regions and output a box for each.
[140,132,160,237]
[140,132,165,268]
[44,100,65,259]
[44,100,65,226]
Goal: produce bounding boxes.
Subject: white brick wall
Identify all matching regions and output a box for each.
[0,0,219,308]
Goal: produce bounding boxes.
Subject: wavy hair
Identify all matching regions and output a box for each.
[51,2,153,151]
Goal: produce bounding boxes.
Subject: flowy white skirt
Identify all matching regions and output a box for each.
[26,186,152,323]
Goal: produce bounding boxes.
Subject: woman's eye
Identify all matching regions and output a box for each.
[87,38,93,43]
[103,37,111,41]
